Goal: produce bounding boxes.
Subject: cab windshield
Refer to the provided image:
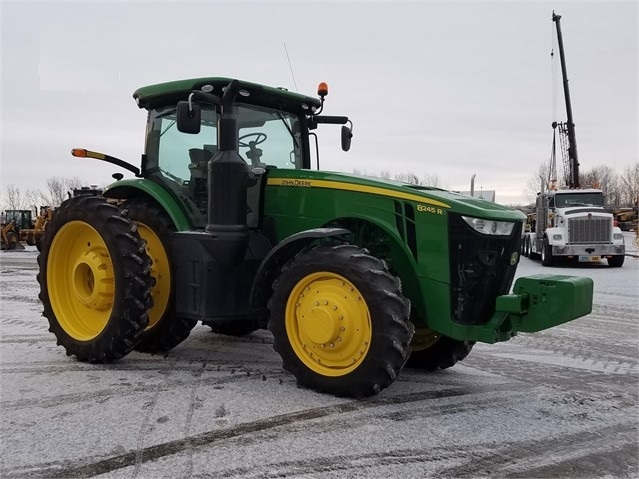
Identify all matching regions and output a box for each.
[144,103,303,225]
[554,192,604,208]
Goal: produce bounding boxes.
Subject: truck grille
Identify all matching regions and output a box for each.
[448,214,521,325]
[568,217,611,244]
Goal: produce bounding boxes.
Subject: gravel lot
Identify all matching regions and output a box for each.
[1,232,637,478]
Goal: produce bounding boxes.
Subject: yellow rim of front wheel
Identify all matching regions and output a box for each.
[285,271,372,377]
[48,221,115,341]
[136,222,171,330]
[410,327,440,352]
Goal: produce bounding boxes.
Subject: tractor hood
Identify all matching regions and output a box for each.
[267,169,525,222]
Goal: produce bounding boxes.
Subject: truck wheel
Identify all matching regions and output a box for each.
[37,196,153,362]
[122,200,197,353]
[541,239,554,266]
[607,255,624,267]
[269,244,414,397]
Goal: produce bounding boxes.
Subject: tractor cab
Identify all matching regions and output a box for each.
[143,101,306,228]
[133,78,348,230]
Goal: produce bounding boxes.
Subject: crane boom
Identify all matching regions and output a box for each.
[552,11,580,188]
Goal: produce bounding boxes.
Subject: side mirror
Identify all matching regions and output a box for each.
[177,101,201,134]
[341,125,353,152]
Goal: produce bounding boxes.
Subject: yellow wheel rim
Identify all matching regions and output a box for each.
[285,272,372,377]
[136,222,171,330]
[48,221,115,341]
[410,327,440,352]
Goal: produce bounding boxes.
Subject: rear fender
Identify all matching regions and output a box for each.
[103,179,191,231]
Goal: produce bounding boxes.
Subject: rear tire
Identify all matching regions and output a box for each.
[122,200,197,353]
[607,255,624,267]
[37,196,153,362]
[406,335,474,370]
[269,244,413,397]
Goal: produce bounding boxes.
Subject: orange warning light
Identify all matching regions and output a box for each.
[71,148,87,158]
[317,82,329,97]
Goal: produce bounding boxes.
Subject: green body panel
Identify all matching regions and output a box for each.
[262,168,532,341]
[103,179,192,231]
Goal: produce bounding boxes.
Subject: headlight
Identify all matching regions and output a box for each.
[553,234,563,241]
[613,233,623,240]
[462,216,515,236]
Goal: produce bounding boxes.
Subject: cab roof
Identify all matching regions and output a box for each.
[133,77,322,114]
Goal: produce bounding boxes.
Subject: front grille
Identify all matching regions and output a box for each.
[568,217,611,244]
[448,214,521,325]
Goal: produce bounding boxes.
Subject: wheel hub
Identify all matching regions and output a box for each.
[72,250,114,311]
[302,306,340,345]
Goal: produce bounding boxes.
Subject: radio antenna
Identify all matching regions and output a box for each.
[283,43,299,92]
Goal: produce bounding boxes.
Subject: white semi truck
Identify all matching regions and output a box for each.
[522,13,625,267]
[522,188,625,267]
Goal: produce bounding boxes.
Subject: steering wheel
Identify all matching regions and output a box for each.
[239,132,267,147]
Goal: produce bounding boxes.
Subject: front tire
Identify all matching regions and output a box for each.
[406,334,474,370]
[607,255,624,267]
[37,196,153,362]
[122,200,197,353]
[541,239,554,266]
[268,244,413,397]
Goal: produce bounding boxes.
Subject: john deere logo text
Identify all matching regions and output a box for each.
[280,179,312,187]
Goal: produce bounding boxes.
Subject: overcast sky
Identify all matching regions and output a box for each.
[1,0,637,206]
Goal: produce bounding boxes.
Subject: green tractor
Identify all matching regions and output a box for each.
[37,78,593,397]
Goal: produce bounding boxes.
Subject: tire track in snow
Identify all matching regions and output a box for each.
[1,384,525,478]
[179,422,637,478]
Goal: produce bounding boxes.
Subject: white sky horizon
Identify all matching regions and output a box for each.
[1,1,637,207]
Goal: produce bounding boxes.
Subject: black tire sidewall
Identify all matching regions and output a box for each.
[270,245,411,397]
[123,199,197,352]
[39,196,152,361]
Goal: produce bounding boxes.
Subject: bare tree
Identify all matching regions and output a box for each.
[421,174,441,187]
[581,165,620,206]
[618,162,639,207]
[40,176,83,207]
[522,161,551,204]
[2,184,31,210]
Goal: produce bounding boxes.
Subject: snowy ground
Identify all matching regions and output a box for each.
[1,232,637,478]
